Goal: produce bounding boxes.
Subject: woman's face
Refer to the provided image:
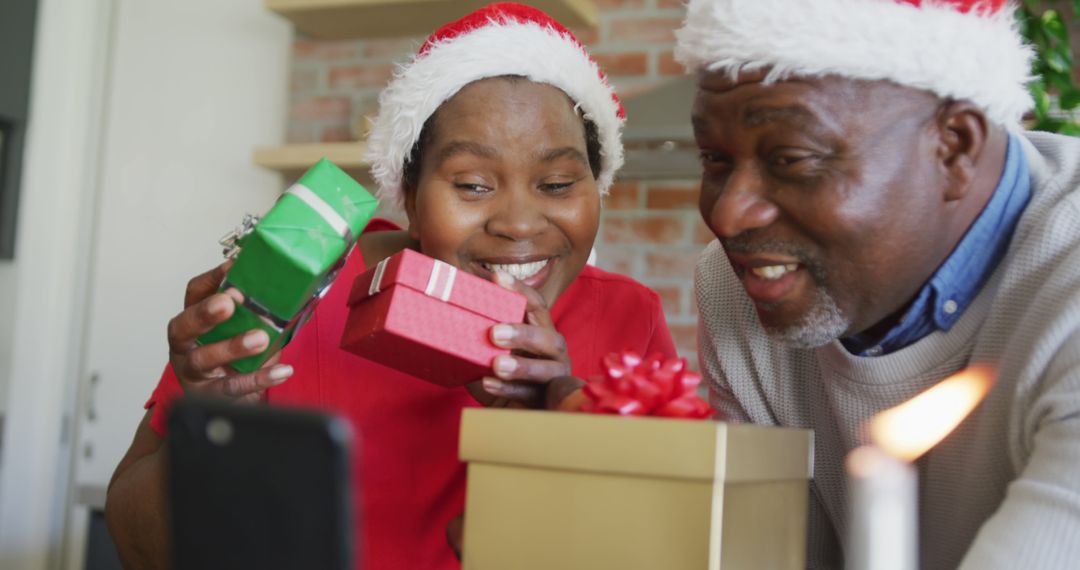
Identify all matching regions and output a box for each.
[404,77,601,306]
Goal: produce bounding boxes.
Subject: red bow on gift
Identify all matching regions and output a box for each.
[581,351,713,419]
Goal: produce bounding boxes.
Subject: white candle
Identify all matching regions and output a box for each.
[844,367,994,570]
[845,445,917,570]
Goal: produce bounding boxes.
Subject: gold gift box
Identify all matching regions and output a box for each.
[460,408,814,570]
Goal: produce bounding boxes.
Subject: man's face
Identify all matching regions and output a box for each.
[692,70,953,346]
[406,78,600,307]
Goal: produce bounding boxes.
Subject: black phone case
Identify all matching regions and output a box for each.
[167,397,355,570]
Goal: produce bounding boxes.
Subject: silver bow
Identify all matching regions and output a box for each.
[218,213,260,259]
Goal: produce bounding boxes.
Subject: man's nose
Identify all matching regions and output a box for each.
[702,166,779,239]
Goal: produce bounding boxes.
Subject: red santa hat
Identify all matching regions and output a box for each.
[366,2,625,207]
[674,0,1034,128]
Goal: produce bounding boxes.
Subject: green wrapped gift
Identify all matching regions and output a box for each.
[198,158,378,372]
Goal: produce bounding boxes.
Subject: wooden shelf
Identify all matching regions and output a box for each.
[265,0,598,40]
[253,141,373,185]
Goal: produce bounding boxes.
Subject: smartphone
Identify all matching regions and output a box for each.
[167,397,356,570]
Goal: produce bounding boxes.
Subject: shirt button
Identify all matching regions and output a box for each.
[866,346,883,357]
[943,300,959,315]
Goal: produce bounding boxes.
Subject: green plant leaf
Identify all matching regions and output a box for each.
[1061,88,1080,111]
[1042,10,1068,42]
[1058,122,1080,136]
[1031,80,1051,117]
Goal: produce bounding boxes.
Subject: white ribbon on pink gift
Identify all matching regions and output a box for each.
[369,256,458,302]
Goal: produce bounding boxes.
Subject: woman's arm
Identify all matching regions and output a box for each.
[105,410,169,570]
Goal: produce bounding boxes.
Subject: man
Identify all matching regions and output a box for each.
[677,0,1080,568]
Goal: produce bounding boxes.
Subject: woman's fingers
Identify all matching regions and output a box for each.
[489,323,568,362]
[492,272,553,328]
[167,291,239,354]
[481,377,544,408]
[183,260,234,308]
[181,330,271,377]
[215,363,294,398]
[491,354,570,383]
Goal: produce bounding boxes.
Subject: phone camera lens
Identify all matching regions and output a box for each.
[206,417,234,446]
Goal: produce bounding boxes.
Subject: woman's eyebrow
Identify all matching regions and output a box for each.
[435,140,500,164]
[536,147,588,165]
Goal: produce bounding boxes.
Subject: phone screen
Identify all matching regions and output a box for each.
[167,397,356,570]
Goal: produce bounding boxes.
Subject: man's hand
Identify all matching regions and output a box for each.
[167,261,293,402]
[467,272,579,408]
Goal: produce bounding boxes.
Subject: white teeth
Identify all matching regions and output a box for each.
[750,264,799,280]
[481,259,549,281]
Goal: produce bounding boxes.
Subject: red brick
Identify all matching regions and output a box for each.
[602,214,685,245]
[646,183,699,210]
[688,288,699,317]
[328,64,395,89]
[290,68,319,93]
[658,51,683,75]
[289,96,351,121]
[570,26,600,45]
[593,52,648,77]
[612,80,663,100]
[693,219,716,245]
[286,123,318,144]
[657,0,687,8]
[363,37,420,58]
[293,39,360,61]
[321,125,353,143]
[604,181,640,210]
[609,17,682,43]
[595,248,638,276]
[651,285,683,316]
[644,250,700,278]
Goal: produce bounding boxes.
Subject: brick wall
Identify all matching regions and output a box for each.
[287,0,705,365]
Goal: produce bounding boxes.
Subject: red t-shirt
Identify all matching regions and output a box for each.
[146,221,676,570]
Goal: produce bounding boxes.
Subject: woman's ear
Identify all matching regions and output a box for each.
[934,100,990,203]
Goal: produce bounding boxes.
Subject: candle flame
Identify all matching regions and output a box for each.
[870,366,995,462]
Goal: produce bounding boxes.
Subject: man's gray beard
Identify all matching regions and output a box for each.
[759,288,851,349]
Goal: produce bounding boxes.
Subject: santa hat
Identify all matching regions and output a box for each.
[366,2,625,207]
[674,0,1034,128]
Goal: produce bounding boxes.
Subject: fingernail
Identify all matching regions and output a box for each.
[483,378,505,394]
[269,364,293,383]
[208,295,231,316]
[490,324,515,346]
[242,330,269,350]
[494,271,515,288]
[224,288,244,303]
[494,355,517,378]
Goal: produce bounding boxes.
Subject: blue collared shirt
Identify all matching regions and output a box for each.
[842,134,1032,357]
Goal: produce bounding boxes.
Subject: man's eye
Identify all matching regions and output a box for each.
[699,150,732,168]
[769,151,819,168]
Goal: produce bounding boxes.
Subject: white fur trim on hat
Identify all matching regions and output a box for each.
[366,20,624,208]
[674,0,1034,128]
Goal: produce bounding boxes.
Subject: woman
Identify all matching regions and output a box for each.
[106,4,676,569]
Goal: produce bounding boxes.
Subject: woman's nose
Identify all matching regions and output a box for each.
[485,186,548,241]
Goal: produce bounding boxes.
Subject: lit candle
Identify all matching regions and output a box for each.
[845,367,994,570]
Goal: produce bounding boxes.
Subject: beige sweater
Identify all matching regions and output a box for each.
[696,131,1080,570]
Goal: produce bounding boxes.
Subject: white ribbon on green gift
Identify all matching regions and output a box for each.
[226,182,358,331]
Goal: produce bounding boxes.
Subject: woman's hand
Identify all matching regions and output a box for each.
[467,272,582,408]
[166,261,293,403]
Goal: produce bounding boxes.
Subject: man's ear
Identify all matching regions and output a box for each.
[403,183,421,241]
[934,100,990,202]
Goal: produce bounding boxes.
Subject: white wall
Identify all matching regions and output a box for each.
[0,0,291,568]
[0,265,14,416]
